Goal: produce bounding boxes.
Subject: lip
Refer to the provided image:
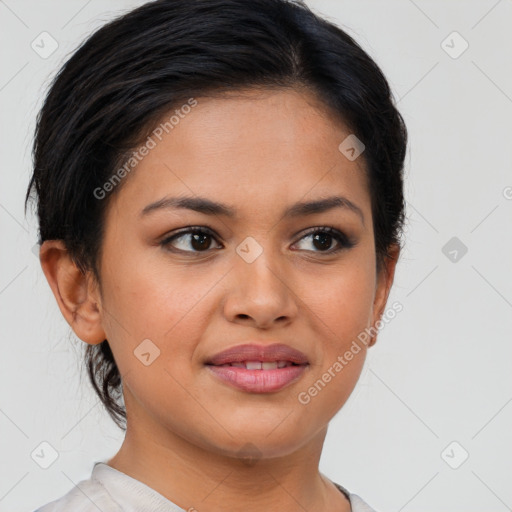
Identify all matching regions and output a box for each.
[205,343,309,366]
[205,343,309,393]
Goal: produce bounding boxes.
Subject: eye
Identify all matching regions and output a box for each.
[160,225,355,255]
[160,227,222,253]
[292,226,355,254]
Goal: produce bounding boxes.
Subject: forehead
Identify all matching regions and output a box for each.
[107,88,370,223]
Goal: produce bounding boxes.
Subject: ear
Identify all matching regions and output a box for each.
[39,240,106,345]
[368,244,400,348]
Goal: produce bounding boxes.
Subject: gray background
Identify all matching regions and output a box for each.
[1,1,511,511]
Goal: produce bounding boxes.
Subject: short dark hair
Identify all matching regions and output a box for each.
[25,0,408,431]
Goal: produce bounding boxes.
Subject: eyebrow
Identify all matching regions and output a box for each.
[140,195,365,225]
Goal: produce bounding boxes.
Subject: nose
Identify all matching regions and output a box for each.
[222,244,299,330]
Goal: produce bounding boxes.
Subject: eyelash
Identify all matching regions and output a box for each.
[159,225,355,255]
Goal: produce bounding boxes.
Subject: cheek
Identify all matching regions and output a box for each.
[99,254,217,371]
[296,281,371,428]
[294,261,374,412]
[304,262,376,344]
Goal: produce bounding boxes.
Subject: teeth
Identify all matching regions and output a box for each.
[218,360,293,369]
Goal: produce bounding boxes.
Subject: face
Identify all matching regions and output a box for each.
[92,88,396,459]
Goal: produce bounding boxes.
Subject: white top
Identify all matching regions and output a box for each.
[34,462,378,512]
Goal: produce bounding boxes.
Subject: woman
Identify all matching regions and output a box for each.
[27,0,407,510]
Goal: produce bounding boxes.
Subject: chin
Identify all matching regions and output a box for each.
[201,425,313,463]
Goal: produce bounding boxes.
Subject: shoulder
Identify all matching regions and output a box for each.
[32,468,121,512]
[334,482,380,512]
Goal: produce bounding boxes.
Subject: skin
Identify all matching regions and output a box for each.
[40,87,399,512]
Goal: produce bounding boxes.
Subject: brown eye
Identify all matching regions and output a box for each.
[160,228,222,253]
[293,227,355,254]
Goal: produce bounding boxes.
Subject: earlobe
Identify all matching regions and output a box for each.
[368,244,400,348]
[39,240,106,345]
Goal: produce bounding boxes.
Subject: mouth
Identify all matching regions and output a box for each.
[212,360,300,369]
[205,343,309,393]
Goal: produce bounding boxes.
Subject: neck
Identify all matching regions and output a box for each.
[107,396,350,512]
